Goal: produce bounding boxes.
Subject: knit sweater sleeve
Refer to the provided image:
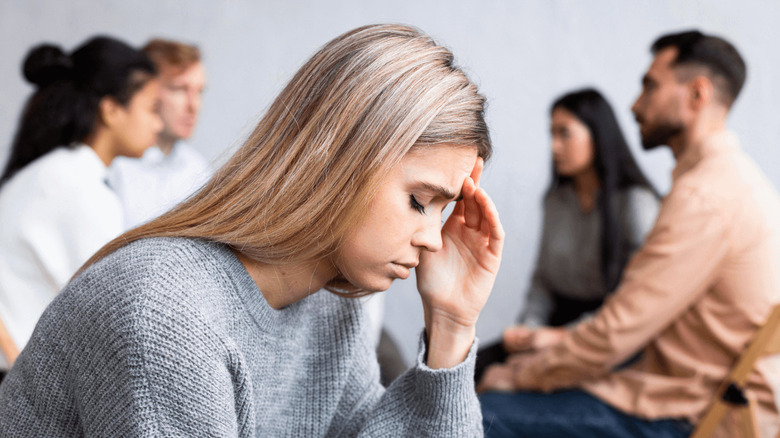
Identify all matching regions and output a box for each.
[334,333,483,437]
[0,257,252,437]
[75,274,250,437]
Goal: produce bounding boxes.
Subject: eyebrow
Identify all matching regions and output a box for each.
[415,181,462,202]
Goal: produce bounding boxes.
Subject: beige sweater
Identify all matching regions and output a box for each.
[516,131,780,437]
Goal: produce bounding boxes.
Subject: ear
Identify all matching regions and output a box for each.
[98,96,123,128]
[689,76,714,110]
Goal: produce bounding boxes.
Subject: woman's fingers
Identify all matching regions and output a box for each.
[448,158,485,226]
[462,177,480,229]
[470,157,484,186]
[474,187,504,255]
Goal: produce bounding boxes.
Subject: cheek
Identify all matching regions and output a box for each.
[346,199,414,261]
[167,96,188,116]
[158,103,175,123]
[578,143,595,167]
[130,115,149,139]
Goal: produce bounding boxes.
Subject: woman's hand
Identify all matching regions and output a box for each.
[416,158,505,369]
[503,325,566,353]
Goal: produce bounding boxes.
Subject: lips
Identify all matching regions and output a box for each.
[391,261,417,280]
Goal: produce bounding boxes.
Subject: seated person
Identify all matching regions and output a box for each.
[479,30,780,438]
[0,24,504,436]
[0,36,161,363]
[475,88,659,381]
[108,38,211,229]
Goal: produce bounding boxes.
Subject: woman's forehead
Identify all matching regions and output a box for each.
[400,145,476,189]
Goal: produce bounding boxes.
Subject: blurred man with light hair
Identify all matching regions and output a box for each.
[109,38,210,228]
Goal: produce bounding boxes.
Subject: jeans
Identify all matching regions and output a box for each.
[480,390,693,438]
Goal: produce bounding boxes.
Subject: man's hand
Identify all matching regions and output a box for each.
[503,325,565,353]
[476,363,515,393]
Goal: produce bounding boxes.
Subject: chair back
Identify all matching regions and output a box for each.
[692,304,780,437]
[0,314,19,367]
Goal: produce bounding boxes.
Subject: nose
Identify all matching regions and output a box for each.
[551,137,563,156]
[411,216,443,252]
[631,95,641,117]
[188,90,202,114]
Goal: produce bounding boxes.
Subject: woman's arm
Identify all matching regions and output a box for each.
[333,332,483,437]
[415,158,505,369]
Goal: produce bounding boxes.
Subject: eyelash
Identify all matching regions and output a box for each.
[409,195,426,215]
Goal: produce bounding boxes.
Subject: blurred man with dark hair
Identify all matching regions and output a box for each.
[479,30,780,438]
[109,38,210,228]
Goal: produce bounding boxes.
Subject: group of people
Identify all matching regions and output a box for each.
[0,23,776,438]
[0,36,210,367]
[477,30,780,438]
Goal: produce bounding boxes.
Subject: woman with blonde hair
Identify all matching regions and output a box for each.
[0,24,503,437]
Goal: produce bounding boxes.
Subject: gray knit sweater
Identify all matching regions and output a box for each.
[0,238,482,437]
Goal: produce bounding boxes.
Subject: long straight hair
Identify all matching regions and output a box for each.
[550,88,658,291]
[81,24,491,293]
[1,36,156,186]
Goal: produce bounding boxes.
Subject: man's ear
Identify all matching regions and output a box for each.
[689,76,714,110]
[98,96,122,128]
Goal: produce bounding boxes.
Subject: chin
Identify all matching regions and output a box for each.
[176,126,195,139]
[353,276,394,293]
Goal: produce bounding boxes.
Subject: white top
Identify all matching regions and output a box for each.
[0,144,123,358]
[108,143,211,229]
[360,292,386,346]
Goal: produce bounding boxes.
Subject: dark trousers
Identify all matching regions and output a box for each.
[481,390,693,438]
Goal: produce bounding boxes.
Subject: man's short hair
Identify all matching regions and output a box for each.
[651,30,746,107]
[142,38,201,73]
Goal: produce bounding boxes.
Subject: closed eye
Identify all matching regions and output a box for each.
[409,194,426,215]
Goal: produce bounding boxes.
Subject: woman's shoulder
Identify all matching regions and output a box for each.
[72,238,228,303]
[614,185,660,210]
[0,147,119,226]
[20,239,243,401]
[612,185,661,241]
[38,238,237,340]
[97,237,227,278]
[2,146,108,199]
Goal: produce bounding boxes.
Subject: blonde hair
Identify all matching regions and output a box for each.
[142,38,201,72]
[82,24,491,291]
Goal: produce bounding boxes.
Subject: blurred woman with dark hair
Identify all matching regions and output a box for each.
[0,36,161,355]
[476,88,659,382]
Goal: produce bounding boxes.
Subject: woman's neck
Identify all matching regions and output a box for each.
[572,167,600,213]
[233,250,338,309]
[82,131,115,167]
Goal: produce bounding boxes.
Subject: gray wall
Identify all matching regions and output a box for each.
[1,0,779,363]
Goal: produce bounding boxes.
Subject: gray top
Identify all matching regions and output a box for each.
[520,184,660,327]
[0,237,481,437]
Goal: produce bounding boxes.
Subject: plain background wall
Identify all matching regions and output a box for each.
[1,0,778,363]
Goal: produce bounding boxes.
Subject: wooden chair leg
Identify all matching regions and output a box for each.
[741,396,759,438]
[0,316,19,366]
[735,406,757,437]
[692,400,728,438]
